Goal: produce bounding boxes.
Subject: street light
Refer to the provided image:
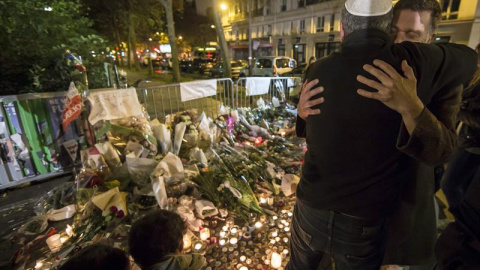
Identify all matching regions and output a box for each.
[220,3,227,11]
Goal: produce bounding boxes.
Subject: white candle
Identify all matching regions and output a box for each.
[229,237,238,245]
[183,234,192,250]
[254,221,263,229]
[46,234,61,253]
[271,252,282,268]
[34,261,44,269]
[219,237,228,246]
[200,228,210,241]
[240,255,246,262]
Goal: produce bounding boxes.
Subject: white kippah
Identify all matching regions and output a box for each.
[344,0,392,16]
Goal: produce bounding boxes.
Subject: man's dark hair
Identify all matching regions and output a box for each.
[393,0,442,33]
[341,7,393,37]
[58,244,129,270]
[128,209,187,269]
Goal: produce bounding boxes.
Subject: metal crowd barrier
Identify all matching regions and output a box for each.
[234,77,302,108]
[136,78,235,121]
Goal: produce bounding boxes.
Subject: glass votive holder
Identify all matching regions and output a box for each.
[229,236,238,245]
[230,225,240,235]
[219,237,229,246]
[242,231,252,241]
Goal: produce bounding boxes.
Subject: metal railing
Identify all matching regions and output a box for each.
[136,78,235,121]
[234,77,301,108]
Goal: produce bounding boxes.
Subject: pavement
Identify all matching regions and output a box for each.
[0,174,73,269]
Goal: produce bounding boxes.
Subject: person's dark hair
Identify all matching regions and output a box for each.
[128,209,187,269]
[341,7,393,37]
[393,0,442,34]
[58,243,129,270]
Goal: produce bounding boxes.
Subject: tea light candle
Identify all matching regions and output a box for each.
[271,229,279,237]
[230,225,239,235]
[283,237,289,243]
[270,239,276,245]
[254,221,263,229]
[282,249,289,257]
[242,231,252,241]
[271,252,282,269]
[46,234,61,253]
[200,228,211,241]
[273,216,278,221]
[34,261,44,269]
[222,225,229,232]
[219,237,228,246]
[240,255,246,262]
[229,236,238,245]
[193,241,205,252]
[60,236,68,244]
[287,211,293,217]
[284,226,290,232]
[220,230,227,237]
[246,258,252,265]
[239,266,248,270]
[259,195,267,205]
[183,234,192,250]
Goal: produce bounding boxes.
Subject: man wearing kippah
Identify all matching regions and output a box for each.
[286,0,477,269]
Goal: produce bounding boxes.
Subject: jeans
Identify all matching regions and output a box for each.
[286,199,387,270]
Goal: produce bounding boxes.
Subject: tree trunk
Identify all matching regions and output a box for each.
[130,24,141,71]
[127,8,133,68]
[159,0,181,82]
[213,0,231,78]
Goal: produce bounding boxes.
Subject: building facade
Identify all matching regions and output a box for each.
[220,0,480,63]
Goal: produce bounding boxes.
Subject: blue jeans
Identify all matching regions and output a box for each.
[286,200,387,270]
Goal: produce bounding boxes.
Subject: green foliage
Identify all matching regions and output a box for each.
[0,0,109,94]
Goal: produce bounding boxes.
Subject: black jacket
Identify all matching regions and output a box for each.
[296,29,477,219]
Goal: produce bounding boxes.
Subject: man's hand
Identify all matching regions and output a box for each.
[356,59,425,134]
[298,79,325,120]
[356,59,424,118]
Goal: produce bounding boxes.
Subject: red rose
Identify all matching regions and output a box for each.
[109,206,118,213]
[116,210,125,218]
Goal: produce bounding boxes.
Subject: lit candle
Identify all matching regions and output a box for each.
[66,224,74,237]
[270,239,276,245]
[254,221,263,229]
[284,226,290,232]
[240,255,246,262]
[219,237,228,246]
[60,236,68,244]
[254,137,262,146]
[200,228,210,241]
[287,211,293,217]
[46,234,61,253]
[230,225,239,235]
[246,258,252,265]
[280,131,286,138]
[239,266,248,270]
[283,237,289,243]
[271,252,282,269]
[259,196,267,204]
[229,236,238,245]
[222,225,229,231]
[183,234,192,250]
[34,261,44,269]
[271,229,279,237]
[220,231,227,237]
[273,216,278,220]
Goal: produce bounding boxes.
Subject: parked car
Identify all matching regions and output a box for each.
[281,63,307,78]
[160,58,173,70]
[209,60,247,79]
[179,60,193,72]
[189,58,214,74]
[140,52,161,67]
[239,56,296,77]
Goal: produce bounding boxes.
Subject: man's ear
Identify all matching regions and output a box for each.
[427,33,436,44]
[340,22,345,41]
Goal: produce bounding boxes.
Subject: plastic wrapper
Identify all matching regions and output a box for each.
[48,204,77,221]
[33,182,76,216]
[173,122,186,156]
[194,200,218,219]
[281,174,300,197]
[126,157,159,188]
[109,124,158,159]
[151,119,172,155]
[95,141,122,170]
[196,113,213,151]
[80,148,109,172]
[91,187,128,216]
[110,115,153,137]
[131,186,158,209]
[17,215,49,235]
[151,176,168,209]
